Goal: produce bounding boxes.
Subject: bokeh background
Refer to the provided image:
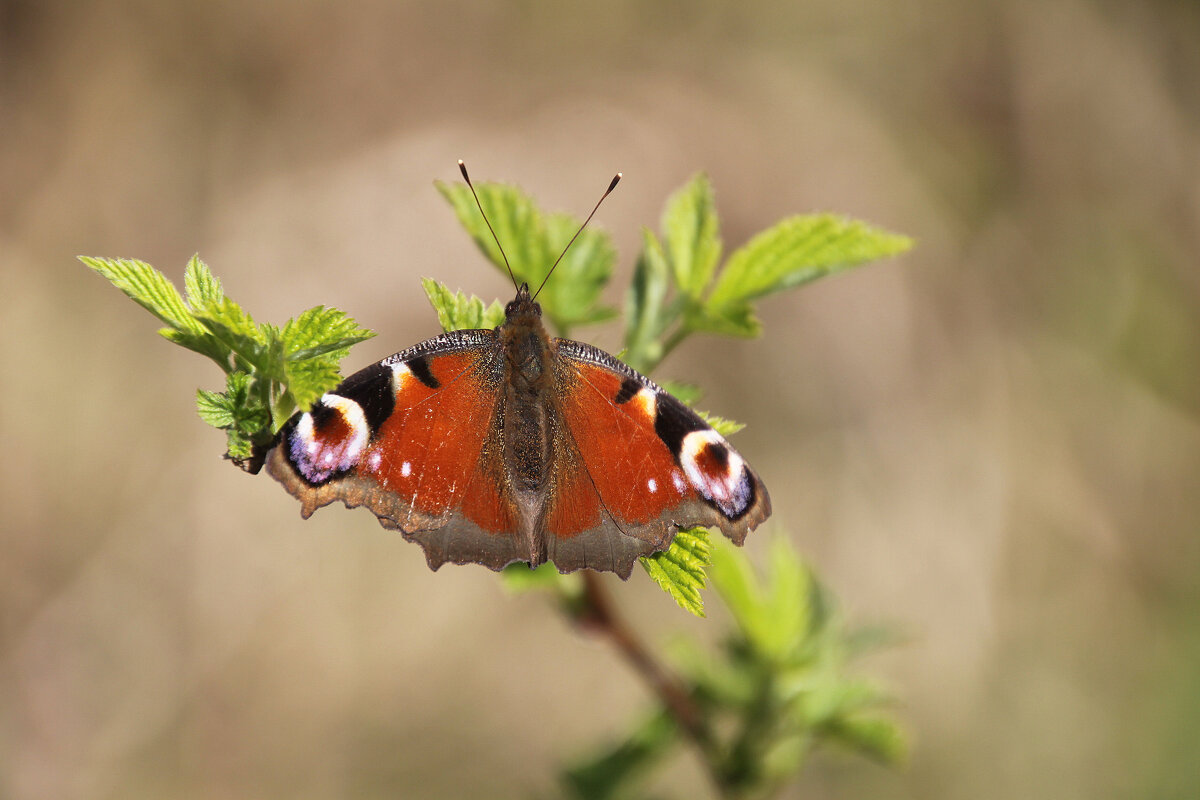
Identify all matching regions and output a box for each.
[3,1,1199,797]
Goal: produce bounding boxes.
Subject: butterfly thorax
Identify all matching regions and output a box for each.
[498,288,555,539]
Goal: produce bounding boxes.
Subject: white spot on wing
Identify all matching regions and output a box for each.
[647,477,657,493]
[401,461,412,477]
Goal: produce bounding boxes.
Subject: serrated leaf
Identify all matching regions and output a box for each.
[195,388,235,428]
[282,305,375,360]
[697,411,745,437]
[623,228,672,371]
[437,180,548,286]
[283,357,343,418]
[159,327,233,369]
[437,180,616,336]
[225,427,255,461]
[192,296,270,371]
[662,174,722,298]
[224,370,254,404]
[640,526,712,617]
[197,371,270,446]
[708,214,912,310]
[184,254,224,310]
[421,278,505,332]
[81,256,206,334]
[539,212,618,332]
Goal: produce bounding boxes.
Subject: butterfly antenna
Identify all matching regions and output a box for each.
[533,172,622,300]
[458,159,518,290]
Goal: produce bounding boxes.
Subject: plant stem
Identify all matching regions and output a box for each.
[576,571,729,795]
[653,325,692,372]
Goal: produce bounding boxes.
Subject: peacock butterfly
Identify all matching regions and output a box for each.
[266,163,771,578]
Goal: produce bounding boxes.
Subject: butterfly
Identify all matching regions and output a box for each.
[266,163,770,578]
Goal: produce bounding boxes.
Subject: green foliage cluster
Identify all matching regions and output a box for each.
[82,171,910,797]
[563,537,904,800]
[80,255,373,463]
[624,175,911,374]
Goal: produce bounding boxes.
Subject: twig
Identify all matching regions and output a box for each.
[575,571,728,793]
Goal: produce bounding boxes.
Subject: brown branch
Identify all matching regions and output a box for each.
[575,571,727,791]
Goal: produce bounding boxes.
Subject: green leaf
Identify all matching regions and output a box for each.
[697,411,745,437]
[763,535,814,657]
[560,710,677,800]
[709,536,817,661]
[662,173,722,299]
[824,715,907,764]
[501,561,573,593]
[80,256,206,334]
[196,371,270,459]
[500,562,585,620]
[623,228,673,371]
[794,679,889,727]
[707,214,912,310]
[761,731,810,782]
[282,357,343,418]
[437,180,547,286]
[224,429,255,460]
[709,537,769,644]
[195,388,235,428]
[183,254,224,310]
[85,253,378,461]
[683,300,762,339]
[421,278,505,333]
[539,212,618,331]
[282,305,375,360]
[437,180,616,335]
[640,526,712,617]
[82,256,234,369]
[159,327,233,370]
[192,296,271,372]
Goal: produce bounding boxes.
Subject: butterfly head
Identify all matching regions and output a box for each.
[504,282,543,326]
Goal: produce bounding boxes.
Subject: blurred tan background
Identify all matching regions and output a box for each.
[3,1,1199,797]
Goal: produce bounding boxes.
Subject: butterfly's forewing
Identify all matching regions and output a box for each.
[547,339,771,576]
[267,330,527,571]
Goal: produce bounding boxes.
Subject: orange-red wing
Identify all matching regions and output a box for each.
[550,346,694,534]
